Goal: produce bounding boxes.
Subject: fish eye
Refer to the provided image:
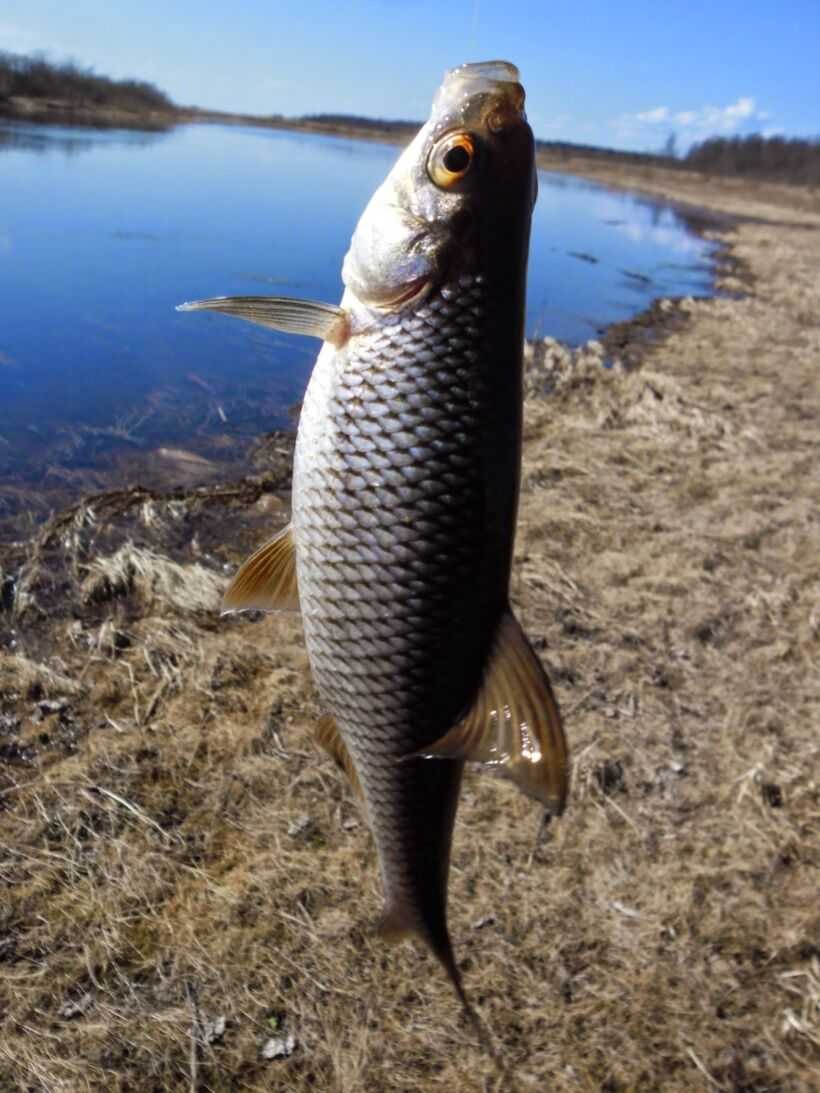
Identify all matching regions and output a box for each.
[428,133,475,188]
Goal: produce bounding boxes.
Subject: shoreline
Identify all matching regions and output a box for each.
[4,98,818,218]
[0,117,734,545]
[1,127,819,1089]
[0,284,721,545]
[0,151,795,555]
[0,97,178,131]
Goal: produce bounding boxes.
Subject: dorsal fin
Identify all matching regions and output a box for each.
[222,525,298,613]
[176,295,349,347]
[418,609,569,814]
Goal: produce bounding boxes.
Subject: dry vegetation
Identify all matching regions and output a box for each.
[1,176,819,1091]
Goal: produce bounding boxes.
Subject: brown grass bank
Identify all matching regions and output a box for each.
[0,178,818,1090]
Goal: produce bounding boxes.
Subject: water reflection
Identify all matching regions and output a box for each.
[0,120,170,156]
[527,170,716,339]
[611,217,704,254]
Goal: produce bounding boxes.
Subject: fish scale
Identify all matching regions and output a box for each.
[294,276,488,939]
[179,59,568,1011]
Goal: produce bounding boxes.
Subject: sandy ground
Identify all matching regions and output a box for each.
[0,168,818,1091]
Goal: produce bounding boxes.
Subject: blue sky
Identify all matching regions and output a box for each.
[2,1,818,152]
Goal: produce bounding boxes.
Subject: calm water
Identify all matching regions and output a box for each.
[0,119,715,491]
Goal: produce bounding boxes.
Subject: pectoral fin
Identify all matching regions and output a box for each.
[315,713,362,799]
[222,525,298,612]
[420,610,569,814]
[176,295,349,347]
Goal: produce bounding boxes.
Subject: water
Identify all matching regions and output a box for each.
[0,119,715,502]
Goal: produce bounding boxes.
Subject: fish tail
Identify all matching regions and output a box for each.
[434,935,509,1080]
[438,950,506,1078]
[378,904,466,1005]
[428,922,470,1012]
[426,931,511,1084]
[379,910,506,1072]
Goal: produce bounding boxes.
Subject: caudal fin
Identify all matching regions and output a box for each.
[378,906,503,1067]
[379,903,468,1005]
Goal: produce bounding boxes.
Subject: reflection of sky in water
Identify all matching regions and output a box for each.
[0,121,715,449]
[611,219,703,254]
[527,172,714,339]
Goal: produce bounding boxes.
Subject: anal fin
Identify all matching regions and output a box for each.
[222,524,299,613]
[315,713,362,799]
[377,903,417,944]
[419,609,569,814]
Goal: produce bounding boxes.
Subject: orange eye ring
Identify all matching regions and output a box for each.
[428,132,475,188]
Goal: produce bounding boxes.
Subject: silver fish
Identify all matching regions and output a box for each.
[178,60,569,1007]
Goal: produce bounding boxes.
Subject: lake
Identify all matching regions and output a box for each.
[0,119,715,517]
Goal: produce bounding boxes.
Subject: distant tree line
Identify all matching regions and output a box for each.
[535,138,659,165]
[537,134,820,187]
[300,113,419,136]
[684,134,820,185]
[0,51,174,112]
[4,55,815,186]
[300,123,820,186]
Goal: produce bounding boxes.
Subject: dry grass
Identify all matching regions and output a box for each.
[1,184,819,1091]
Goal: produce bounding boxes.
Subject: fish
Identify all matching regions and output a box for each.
[178,59,569,1011]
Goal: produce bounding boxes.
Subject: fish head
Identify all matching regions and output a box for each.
[342,60,535,314]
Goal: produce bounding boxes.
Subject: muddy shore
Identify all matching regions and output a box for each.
[1,158,818,1089]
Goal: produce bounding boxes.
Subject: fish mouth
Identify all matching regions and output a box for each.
[444,60,521,86]
[432,59,526,128]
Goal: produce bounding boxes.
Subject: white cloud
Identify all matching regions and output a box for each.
[614,96,772,140]
[635,106,670,124]
[725,96,755,120]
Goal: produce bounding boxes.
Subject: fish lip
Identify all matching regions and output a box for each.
[432,58,526,125]
[444,60,520,84]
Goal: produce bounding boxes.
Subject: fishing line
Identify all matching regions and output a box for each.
[469,0,480,53]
